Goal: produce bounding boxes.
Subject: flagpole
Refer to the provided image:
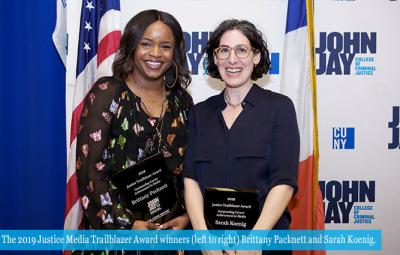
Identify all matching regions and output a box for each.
[305,0,320,230]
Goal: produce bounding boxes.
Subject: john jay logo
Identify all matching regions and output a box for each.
[332,127,355,149]
[388,106,400,149]
[320,180,375,224]
[316,32,377,75]
[183,31,280,75]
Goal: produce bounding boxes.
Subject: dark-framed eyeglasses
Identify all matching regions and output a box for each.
[214,45,257,60]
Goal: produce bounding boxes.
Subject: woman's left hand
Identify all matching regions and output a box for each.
[161,213,190,230]
[223,250,236,255]
[236,251,261,255]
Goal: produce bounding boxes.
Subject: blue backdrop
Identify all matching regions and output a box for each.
[0,0,66,253]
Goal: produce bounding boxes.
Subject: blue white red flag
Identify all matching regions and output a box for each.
[52,0,67,66]
[280,1,325,254]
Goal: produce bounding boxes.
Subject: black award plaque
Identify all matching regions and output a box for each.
[204,187,259,230]
[111,152,182,223]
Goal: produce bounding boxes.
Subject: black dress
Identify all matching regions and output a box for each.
[75,77,193,255]
[184,84,299,255]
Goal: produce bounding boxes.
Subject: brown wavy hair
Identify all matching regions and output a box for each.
[204,19,271,81]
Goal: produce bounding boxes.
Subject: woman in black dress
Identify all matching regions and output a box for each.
[184,19,300,255]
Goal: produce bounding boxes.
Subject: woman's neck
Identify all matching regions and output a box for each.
[125,73,168,118]
[126,74,165,97]
[224,81,253,106]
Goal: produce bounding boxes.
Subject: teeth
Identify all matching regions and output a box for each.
[146,61,161,67]
[227,68,242,73]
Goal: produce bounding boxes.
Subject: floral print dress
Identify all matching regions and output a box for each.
[76,76,193,233]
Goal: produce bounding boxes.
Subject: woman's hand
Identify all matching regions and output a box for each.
[201,251,224,255]
[132,220,159,230]
[161,213,190,230]
[236,251,261,255]
[223,250,236,255]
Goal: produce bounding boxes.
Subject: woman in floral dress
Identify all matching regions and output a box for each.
[75,9,193,255]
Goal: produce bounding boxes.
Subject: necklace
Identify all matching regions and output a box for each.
[127,76,166,116]
[141,96,168,153]
[224,91,243,108]
[140,88,167,118]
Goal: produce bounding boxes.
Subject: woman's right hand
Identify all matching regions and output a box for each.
[132,220,159,230]
[201,251,224,255]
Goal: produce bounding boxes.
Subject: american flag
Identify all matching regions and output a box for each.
[63,0,121,249]
[280,0,325,255]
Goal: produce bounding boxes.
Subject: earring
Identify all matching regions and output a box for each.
[164,61,178,89]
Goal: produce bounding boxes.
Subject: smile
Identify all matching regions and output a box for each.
[145,60,162,68]
[226,68,243,73]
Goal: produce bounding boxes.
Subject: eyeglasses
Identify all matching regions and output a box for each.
[214,45,257,60]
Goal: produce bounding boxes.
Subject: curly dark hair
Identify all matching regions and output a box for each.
[112,9,191,89]
[204,19,271,81]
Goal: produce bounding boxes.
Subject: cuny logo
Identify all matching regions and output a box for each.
[388,106,400,149]
[183,31,280,75]
[316,32,377,75]
[320,180,376,224]
[332,127,355,149]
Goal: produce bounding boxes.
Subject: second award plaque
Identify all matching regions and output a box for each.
[204,187,259,230]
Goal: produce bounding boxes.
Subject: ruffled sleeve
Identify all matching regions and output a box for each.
[76,77,134,229]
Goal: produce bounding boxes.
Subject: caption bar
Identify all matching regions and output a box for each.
[0,230,381,250]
